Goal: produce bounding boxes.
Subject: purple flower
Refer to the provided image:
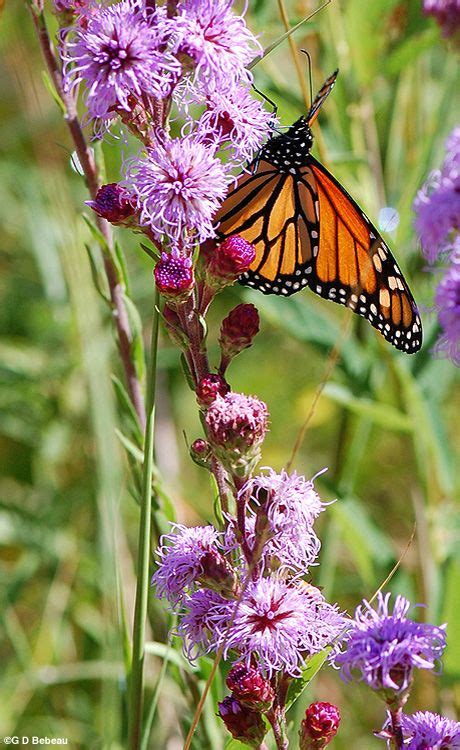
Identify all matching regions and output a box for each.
[423,0,460,37]
[414,126,460,262]
[86,182,136,224]
[126,135,229,244]
[194,84,274,164]
[152,523,221,606]
[202,235,256,289]
[239,469,325,572]
[434,248,460,365]
[205,391,269,477]
[64,1,180,121]
[178,588,233,660]
[174,0,261,87]
[399,711,460,749]
[223,577,346,678]
[154,250,194,301]
[336,592,446,696]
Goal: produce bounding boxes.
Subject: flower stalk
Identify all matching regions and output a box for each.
[128,289,160,750]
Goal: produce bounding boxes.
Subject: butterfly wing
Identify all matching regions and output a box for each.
[215,158,319,295]
[307,156,422,352]
[307,69,339,126]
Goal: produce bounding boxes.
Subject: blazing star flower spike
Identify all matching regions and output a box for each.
[336,592,446,702]
[127,135,229,245]
[178,588,234,661]
[63,0,180,122]
[154,250,194,302]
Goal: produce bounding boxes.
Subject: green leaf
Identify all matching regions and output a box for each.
[140,242,160,263]
[323,383,413,433]
[84,244,110,305]
[286,650,331,710]
[145,641,198,673]
[115,429,144,463]
[111,374,143,447]
[82,213,111,254]
[41,71,65,114]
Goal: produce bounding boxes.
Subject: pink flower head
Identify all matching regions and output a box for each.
[226,664,274,711]
[299,702,341,750]
[196,374,230,407]
[219,303,260,368]
[205,391,268,477]
[152,524,221,606]
[174,0,261,87]
[218,696,267,748]
[86,182,136,224]
[223,577,346,677]
[154,250,194,301]
[178,588,233,660]
[195,83,274,164]
[203,235,256,289]
[127,135,229,244]
[64,1,180,121]
[399,710,460,749]
[337,592,446,697]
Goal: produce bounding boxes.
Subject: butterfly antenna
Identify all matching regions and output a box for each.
[300,49,314,109]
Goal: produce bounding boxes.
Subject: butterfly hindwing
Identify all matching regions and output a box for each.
[308,157,422,352]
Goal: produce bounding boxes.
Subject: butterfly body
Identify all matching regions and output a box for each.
[215,71,422,353]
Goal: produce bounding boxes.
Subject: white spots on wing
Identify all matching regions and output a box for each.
[378,245,387,261]
[379,289,391,308]
[373,254,382,272]
[370,303,378,316]
[389,276,397,290]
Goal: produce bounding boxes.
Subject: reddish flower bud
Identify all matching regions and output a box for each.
[190,437,210,458]
[299,702,341,750]
[203,235,256,289]
[86,183,136,225]
[226,665,274,711]
[205,391,268,478]
[196,374,230,407]
[218,696,267,748]
[198,548,237,597]
[154,251,194,302]
[219,303,260,372]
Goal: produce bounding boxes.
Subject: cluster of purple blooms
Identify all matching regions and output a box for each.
[58,0,274,250]
[414,127,460,365]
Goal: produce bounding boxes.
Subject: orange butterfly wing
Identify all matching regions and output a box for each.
[308,157,422,352]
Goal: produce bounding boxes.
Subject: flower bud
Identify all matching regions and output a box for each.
[218,696,267,748]
[196,374,230,407]
[226,665,274,711]
[86,183,136,225]
[190,438,212,467]
[154,251,194,303]
[198,548,237,597]
[219,303,260,372]
[299,702,341,750]
[203,235,256,290]
[205,392,268,478]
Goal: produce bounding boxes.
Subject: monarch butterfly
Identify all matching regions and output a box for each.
[215,70,422,353]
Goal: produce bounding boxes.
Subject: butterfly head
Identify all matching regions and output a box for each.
[259,117,314,171]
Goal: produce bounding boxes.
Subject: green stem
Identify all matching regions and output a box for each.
[128,289,160,750]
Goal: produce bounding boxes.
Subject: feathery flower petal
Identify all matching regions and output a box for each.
[400,710,460,749]
[178,588,233,660]
[434,248,460,365]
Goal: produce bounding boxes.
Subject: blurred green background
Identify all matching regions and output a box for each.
[0,0,459,748]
